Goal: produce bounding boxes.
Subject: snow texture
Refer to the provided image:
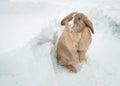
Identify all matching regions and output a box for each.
[0,0,120,86]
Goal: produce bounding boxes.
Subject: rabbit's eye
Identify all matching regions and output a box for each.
[78,17,81,21]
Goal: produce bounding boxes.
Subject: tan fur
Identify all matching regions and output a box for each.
[57,12,94,73]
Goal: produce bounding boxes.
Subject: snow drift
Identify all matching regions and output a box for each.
[0,0,120,86]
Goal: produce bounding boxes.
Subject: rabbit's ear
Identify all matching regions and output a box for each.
[61,16,72,25]
[84,19,94,34]
[61,12,77,25]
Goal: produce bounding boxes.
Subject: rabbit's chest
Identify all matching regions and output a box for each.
[64,31,82,51]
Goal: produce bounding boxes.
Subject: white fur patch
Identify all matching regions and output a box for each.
[65,18,74,32]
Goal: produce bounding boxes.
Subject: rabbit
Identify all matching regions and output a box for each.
[56,12,94,73]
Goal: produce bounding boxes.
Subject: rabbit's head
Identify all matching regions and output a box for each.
[61,12,94,34]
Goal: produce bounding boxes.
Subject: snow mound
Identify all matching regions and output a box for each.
[0,1,120,86]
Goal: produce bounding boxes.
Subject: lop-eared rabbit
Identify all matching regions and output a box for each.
[56,12,94,73]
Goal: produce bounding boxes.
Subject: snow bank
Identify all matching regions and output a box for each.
[0,14,120,86]
[0,0,120,86]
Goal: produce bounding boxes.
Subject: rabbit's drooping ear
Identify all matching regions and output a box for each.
[61,12,77,25]
[84,18,94,34]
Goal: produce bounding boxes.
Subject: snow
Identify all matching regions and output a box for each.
[0,0,120,86]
